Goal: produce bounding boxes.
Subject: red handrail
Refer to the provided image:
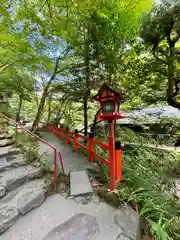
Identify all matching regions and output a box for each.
[0,113,65,187]
[49,124,122,190]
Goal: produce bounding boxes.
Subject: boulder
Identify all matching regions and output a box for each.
[0,205,19,234]
[114,204,140,240]
[43,213,99,240]
[17,188,45,215]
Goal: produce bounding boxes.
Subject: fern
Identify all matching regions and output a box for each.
[164,217,180,239]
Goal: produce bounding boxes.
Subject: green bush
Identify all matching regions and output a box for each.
[15,132,39,162]
[95,127,180,240]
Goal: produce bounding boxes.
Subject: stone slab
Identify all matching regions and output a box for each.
[70,170,93,196]
[42,213,99,240]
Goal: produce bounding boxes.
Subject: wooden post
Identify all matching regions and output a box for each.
[115,141,122,182]
[74,129,78,152]
[65,127,69,144]
[88,132,94,162]
[108,120,116,190]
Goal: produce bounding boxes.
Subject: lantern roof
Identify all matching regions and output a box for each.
[93,84,122,101]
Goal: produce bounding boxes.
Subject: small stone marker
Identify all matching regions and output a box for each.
[70,170,93,196]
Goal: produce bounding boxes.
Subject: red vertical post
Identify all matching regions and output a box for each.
[55,126,59,139]
[54,149,57,186]
[74,129,78,152]
[65,127,69,144]
[115,141,122,182]
[108,120,116,190]
[60,126,63,140]
[88,132,94,162]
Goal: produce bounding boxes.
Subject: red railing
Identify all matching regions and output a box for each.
[0,113,65,187]
[47,124,122,190]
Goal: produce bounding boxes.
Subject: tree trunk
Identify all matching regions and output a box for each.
[31,54,65,132]
[83,24,90,138]
[83,95,88,137]
[16,94,23,123]
[47,94,52,123]
[167,39,180,109]
[91,109,100,135]
[54,99,67,126]
[32,85,49,132]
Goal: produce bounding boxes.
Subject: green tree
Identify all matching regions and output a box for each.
[141,0,180,109]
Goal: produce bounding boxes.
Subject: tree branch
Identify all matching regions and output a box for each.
[47,47,71,86]
[152,50,166,64]
[0,61,15,74]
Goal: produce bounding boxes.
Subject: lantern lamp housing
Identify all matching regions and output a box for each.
[94,84,124,121]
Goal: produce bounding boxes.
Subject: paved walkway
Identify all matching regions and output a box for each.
[39,131,93,174]
[1,131,139,240]
[1,194,125,240]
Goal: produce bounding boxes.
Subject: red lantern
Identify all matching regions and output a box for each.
[94,84,124,121]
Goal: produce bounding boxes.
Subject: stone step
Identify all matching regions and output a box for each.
[0,154,27,172]
[70,170,93,196]
[0,165,42,198]
[0,179,47,234]
[0,146,20,159]
[0,135,12,140]
[0,139,14,148]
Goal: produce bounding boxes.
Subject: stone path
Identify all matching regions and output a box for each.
[0,130,140,239]
[1,194,139,240]
[39,131,93,174]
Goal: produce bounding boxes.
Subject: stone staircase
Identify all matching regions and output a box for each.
[0,132,49,235]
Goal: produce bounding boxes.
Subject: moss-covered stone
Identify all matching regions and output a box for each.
[97,187,121,208]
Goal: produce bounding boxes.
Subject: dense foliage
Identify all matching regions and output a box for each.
[2,1,180,239]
